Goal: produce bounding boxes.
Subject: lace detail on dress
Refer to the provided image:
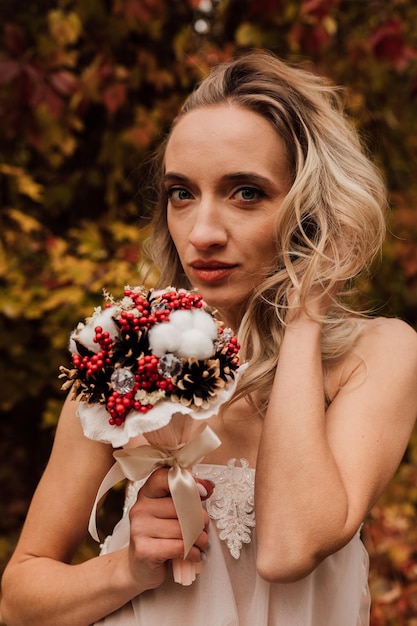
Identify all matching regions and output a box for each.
[123,460,255,560]
[123,479,143,515]
[195,458,255,559]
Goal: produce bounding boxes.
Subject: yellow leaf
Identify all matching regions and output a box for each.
[16,173,44,202]
[48,10,82,46]
[323,16,337,36]
[0,241,8,276]
[0,164,44,202]
[0,163,22,177]
[6,208,42,234]
[235,23,264,48]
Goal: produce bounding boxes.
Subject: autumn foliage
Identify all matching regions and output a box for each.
[1,1,417,623]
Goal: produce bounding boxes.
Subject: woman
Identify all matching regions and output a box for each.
[2,50,417,626]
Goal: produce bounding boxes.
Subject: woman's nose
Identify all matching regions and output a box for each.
[188,202,228,250]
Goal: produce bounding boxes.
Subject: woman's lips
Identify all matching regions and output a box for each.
[189,262,237,283]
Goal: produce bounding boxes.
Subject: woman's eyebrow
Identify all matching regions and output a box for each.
[221,172,272,185]
[163,172,188,183]
[163,172,272,185]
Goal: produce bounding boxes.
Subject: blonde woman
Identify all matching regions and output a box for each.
[2,51,417,626]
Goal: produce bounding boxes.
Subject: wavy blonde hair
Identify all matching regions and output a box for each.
[146,50,387,410]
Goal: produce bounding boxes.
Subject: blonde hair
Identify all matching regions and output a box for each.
[147,50,387,410]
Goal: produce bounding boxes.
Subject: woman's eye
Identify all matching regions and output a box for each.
[234,187,264,202]
[167,188,193,202]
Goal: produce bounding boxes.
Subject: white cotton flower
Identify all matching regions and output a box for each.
[69,326,97,354]
[169,310,194,332]
[188,308,218,339]
[148,308,217,360]
[92,306,120,336]
[170,309,217,338]
[69,322,88,354]
[90,305,103,319]
[69,306,119,354]
[148,322,182,357]
[177,329,214,359]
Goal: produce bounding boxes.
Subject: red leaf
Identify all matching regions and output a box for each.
[4,23,26,56]
[114,0,163,22]
[29,82,64,118]
[301,0,339,19]
[369,20,405,66]
[23,62,43,83]
[289,22,331,54]
[0,59,20,84]
[248,0,284,17]
[102,83,127,115]
[118,243,141,264]
[126,127,151,147]
[49,70,78,96]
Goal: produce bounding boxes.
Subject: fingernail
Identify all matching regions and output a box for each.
[200,552,207,561]
[199,479,215,499]
[197,482,208,497]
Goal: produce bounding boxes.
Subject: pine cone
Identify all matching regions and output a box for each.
[171,358,225,410]
[112,327,149,368]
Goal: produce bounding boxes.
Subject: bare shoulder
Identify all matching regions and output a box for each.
[362,315,417,338]
[349,316,417,401]
[356,317,417,363]
[327,317,417,402]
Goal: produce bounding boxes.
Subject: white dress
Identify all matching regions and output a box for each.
[95,459,370,626]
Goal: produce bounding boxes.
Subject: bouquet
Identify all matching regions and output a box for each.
[60,286,243,584]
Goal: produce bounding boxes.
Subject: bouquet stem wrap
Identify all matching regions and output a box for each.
[89,422,221,557]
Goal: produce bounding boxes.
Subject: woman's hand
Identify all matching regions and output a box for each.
[286,279,343,325]
[128,468,210,590]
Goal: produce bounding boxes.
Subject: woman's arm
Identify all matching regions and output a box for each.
[255,312,417,583]
[1,396,208,626]
[1,396,139,626]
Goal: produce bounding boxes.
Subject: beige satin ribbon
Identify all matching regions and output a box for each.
[89,423,221,558]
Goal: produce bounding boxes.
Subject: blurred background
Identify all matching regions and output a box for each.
[1,1,417,623]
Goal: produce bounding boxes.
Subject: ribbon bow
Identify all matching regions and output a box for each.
[89,423,221,557]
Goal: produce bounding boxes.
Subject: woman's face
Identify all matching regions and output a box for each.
[164,103,291,327]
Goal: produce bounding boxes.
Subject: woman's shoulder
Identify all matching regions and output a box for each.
[326,317,417,401]
[355,316,417,356]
